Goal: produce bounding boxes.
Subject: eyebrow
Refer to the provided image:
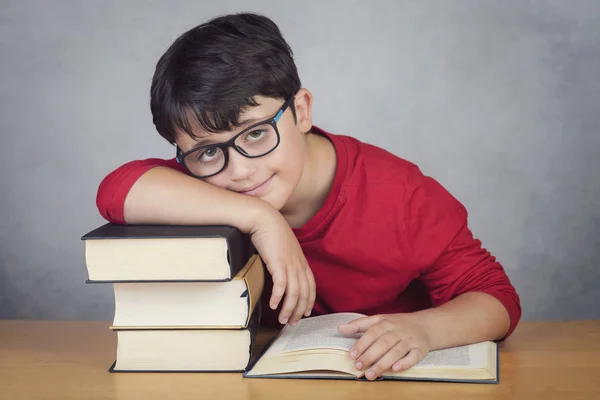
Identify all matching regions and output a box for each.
[238,116,260,126]
[190,136,221,150]
[190,116,266,149]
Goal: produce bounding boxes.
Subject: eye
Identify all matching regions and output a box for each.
[196,147,221,162]
[245,129,266,141]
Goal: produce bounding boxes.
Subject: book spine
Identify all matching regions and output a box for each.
[226,229,256,278]
[245,303,261,371]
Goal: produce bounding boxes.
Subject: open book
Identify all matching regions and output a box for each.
[244,313,498,383]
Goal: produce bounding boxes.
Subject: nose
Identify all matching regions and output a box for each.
[225,147,256,181]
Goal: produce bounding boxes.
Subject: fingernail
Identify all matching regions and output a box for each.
[355,361,363,370]
[280,317,288,325]
[270,303,277,310]
[366,370,375,380]
[289,320,296,327]
[392,364,401,372]
[305,310,311,317]
[350,350,357,359]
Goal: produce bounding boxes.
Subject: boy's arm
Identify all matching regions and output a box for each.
[95,160,316,325]
[98,158,272,228]
[339,164,520,380]
[338,290,510,380]
[404,165,521,339]
[96,158,184,224]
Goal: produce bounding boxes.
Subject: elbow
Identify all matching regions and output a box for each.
[483,287,521,340]
[96,171,126,224]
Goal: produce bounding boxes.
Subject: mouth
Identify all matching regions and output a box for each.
[238,175,274,196]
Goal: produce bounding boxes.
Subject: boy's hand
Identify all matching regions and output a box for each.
[338,314,431,380]
[249,208,316,326]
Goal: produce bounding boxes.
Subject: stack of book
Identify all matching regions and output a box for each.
[81,224,264,372]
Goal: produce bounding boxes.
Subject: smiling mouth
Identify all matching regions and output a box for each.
[238,175,274,195]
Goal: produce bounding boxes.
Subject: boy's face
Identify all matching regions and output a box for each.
[175,90,313,211]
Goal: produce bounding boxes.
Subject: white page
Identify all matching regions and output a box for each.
[265,313,485,369]
[267,313,366,354]
[416,345,470,366]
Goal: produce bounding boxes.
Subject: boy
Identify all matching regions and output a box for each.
[97,13,520,380]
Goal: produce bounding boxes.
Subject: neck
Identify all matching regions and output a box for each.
[280,132,337,228]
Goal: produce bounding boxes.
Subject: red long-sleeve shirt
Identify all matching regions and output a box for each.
[97,127,521,337]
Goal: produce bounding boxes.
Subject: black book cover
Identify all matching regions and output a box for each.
[82,223,256,281]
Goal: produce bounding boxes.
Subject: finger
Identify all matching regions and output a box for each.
[278,267,300,325]
[304,266,316,317]
[343,320,387,362]
[365,343,413,380]
[355,331,400,372]
[338,315,384,336]
[391,348,422,373]
[269,268,287,310]
[288,264,309,326]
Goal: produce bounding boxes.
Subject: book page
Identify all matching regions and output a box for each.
[416,345,470,366]
[267,313,365,355]
[264,313,488,370]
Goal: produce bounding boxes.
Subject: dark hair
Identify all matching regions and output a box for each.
[150,13,301,144]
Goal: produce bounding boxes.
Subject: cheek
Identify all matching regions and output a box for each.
[202,175,229,189]
[271,137,305,179]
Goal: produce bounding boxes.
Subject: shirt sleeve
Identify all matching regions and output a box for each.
[404,164,521,339]
[96,158,186,224]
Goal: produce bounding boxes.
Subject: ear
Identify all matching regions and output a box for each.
[293,88,313,134]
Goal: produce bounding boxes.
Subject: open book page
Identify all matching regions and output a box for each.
[266,313,366,355]
[413,341,492,368]
[416,346,470,366]
[247,312,497,381]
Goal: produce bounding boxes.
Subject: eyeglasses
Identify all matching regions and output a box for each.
[176,97,294,178]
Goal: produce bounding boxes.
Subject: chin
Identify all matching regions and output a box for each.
[255,176,285,210]
[261,189,288,211]
[262,196,285,211]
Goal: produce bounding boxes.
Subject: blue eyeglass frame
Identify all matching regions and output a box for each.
[175,96,294,178]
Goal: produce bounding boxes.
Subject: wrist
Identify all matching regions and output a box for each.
[406,310,437,350]
[244,197,279,234]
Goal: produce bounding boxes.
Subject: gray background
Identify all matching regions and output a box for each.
[1,0,599,320]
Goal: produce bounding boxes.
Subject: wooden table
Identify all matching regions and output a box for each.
[1,321,599,399]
